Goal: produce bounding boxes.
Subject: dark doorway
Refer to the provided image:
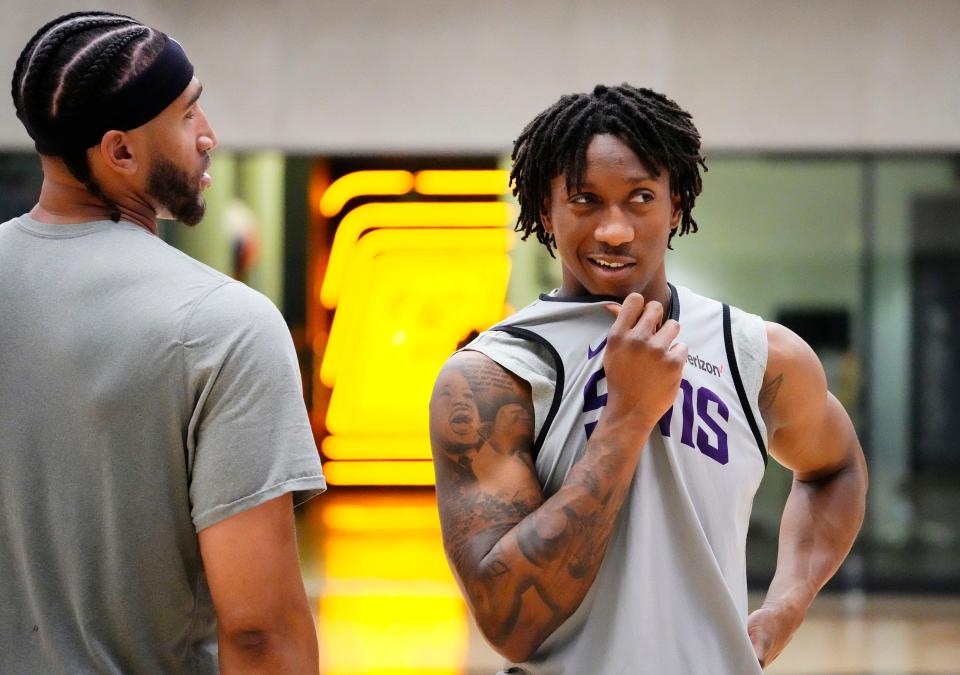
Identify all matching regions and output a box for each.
[912,195,960,470]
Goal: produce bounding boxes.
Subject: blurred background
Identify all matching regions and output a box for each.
[3,1,959,673]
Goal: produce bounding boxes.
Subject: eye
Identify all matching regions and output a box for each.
[631,190,655,203]
[569,193,595,205]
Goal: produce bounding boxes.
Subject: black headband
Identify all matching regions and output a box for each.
[30,33,194,155]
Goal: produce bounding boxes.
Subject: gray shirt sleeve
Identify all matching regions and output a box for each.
[182,282,326,531]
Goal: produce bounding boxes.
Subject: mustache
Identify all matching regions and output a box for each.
[591,243,633,256]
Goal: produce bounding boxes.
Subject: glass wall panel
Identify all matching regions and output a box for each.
[866,157,960,591]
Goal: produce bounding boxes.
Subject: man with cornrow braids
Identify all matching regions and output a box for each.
[430,84,867,673]
[1,11,325,674]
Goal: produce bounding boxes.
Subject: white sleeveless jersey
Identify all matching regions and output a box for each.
[466,284,768,675]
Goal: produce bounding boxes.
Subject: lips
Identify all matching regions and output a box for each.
[199,156,212,188]
[586,254,635,272]
[449,411,477,437]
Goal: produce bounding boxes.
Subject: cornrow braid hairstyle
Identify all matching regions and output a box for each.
[510,83,707,256]
[11,12,165,221]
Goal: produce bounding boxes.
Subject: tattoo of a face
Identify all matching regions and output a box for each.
[433,362,535,463]
[432,355,619,650]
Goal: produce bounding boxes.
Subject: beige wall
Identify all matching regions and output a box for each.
[3,0,959,152]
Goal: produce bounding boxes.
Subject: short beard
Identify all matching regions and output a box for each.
[146,154,206,226]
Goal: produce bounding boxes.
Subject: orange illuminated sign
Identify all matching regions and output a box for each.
[315,170,514,485]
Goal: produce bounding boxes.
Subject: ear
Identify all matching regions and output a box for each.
[95,130,139,176]
[670,193,682,232]
[540,197,554,236]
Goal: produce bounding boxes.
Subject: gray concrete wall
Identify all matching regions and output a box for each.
[3,0,959,152]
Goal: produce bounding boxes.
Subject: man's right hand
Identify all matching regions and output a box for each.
[602,293,687,431]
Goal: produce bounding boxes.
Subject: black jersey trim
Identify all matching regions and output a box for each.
[489,325,565,462]
[538,292,622,304]
[539,283,681,322]
[667,282,680,322]
[722,303,768,466]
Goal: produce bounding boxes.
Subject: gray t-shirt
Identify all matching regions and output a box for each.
[0,215,326,674]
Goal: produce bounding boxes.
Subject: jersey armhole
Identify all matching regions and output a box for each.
[722,304,768,466]
[489,325,565,462]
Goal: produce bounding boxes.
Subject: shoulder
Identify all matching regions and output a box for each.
[675,284,758,324]
[726,303,767,359]
[437,349,532,398]
[462,329,556,396]
[135,229,234,284]
[181,281,288,346]
[432,350,534,424]
[193,281,281,321]
[466,329,554,369]
[764,322,823,383]
[676,285,770,392]
[761,322,828,432]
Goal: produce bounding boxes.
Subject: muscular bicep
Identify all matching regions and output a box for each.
[762,322,859,479]
[429,350,544,578]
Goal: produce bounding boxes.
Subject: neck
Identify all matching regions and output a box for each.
[31,157,158,234]
[647,278,672,311]
[559,272,672,308]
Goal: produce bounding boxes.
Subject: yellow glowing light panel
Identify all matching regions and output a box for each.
[322,460,437,486]
[307,491,467,674]
[320,498,442,531]
[320,227,511,388]
[414,169,510,195]
[322,436,432,461]
[320,595,465,675]
[317,169,510,219]
[316,171,515,485]
[319,201,515,308]
[321,233,511,440]
[318,170,415,217]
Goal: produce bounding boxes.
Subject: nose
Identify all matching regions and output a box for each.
[593,206,634,246]
[196,107,219,152]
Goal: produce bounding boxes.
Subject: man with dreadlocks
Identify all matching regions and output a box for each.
[430,84,867,673]
[1,11,325,673]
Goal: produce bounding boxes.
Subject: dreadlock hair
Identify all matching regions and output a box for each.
[11,11,166,222]
[510,83,707,256]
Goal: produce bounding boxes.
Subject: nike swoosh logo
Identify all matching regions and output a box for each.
[587,338,607,359]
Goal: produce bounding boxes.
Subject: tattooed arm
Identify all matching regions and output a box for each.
[430,295,686,662]
[747,323,868,668]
